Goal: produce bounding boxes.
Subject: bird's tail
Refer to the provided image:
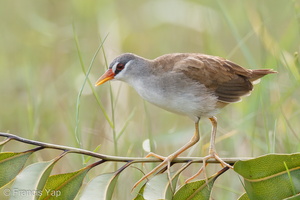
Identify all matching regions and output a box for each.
[250,69,277,82]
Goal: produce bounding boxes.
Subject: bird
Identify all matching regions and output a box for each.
[95,52,277,188]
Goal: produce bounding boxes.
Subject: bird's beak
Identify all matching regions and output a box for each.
[95,69,115,86]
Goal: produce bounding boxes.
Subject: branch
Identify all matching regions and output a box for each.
[0,132,250,164]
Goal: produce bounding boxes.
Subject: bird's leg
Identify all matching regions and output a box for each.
[132,120,200,190]
[185,116,233,183]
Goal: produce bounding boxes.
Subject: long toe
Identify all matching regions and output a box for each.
[132,155,173,190]
[185,154,211,183]
[185,152,233,183]
[145,152,166,160]
[213,153,233,169]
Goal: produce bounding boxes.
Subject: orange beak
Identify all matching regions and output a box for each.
[95,69,115,86]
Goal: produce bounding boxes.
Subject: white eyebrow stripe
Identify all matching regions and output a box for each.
[111,62,118,72]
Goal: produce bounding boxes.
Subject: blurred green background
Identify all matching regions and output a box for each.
[0,0,299,199]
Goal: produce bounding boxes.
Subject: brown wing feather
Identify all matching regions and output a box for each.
[167,54,276,103]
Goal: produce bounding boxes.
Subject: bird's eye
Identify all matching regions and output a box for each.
[115,63,125,75]
[116,63,125,70]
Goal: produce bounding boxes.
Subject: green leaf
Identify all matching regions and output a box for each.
[10,159,57,200]
[134,162,198,200]
[142,172,178,200]
[283,193,300,200]
[39,166,90,200]
[173,166,228,200]
[173,178,214,200]
[0,151,33,188]
[237,193,250,200]
[80,172,119,200]
[133,184,146,200]
[234,153,300,200]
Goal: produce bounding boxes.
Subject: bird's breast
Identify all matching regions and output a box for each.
[127,73,220,119]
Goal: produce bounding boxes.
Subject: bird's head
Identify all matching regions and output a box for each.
[95,53,148,86]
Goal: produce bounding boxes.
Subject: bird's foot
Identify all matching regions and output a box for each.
[132,153,175,191]
[185,151,233,183]
[145,152,166,160]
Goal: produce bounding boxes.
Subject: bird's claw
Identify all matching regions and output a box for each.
[185,152,233,183]
[145,152,166,160]
[132,154,174,191]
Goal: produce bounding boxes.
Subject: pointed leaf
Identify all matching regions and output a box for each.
[134,162,194,200]
[80,172,119,200]
[0,151,33,188]
[173,178,214,200]
[133,184,146,200]
[234,153,300,200]
[142,172,178,200]
[173,166,228,200]
[39,167,90,200]
[238,193,250,200]
[10,159,57,200]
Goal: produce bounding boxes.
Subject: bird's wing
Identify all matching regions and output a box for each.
[174,54,254,103]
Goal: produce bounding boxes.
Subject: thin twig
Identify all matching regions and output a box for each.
[0,132,251,164]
